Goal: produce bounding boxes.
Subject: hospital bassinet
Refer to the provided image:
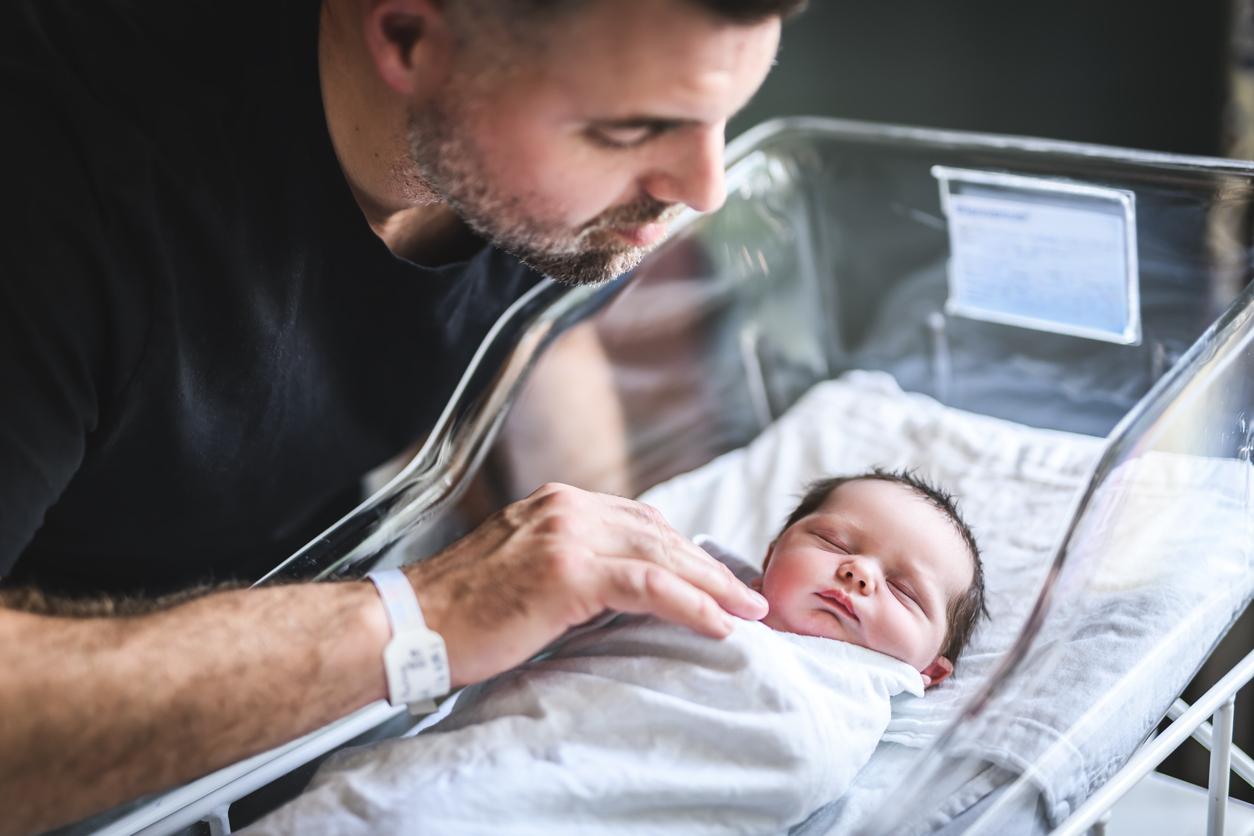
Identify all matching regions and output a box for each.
[69,119,1254,836]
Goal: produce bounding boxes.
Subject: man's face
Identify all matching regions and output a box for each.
[405,0,781,284]
[758,480,974,671]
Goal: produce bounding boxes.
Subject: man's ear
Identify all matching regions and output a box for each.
[362,0,455,98]
[920,656,954,690]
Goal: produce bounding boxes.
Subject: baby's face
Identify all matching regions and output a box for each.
[757,479,973,676]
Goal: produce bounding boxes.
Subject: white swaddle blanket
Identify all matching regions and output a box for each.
[248,615,922,835]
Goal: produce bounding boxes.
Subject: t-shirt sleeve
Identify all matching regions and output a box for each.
[0,84,137,576]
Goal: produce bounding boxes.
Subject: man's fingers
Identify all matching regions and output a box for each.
[523,486,767,621]
[597,558,735,639]
[409,485,767,688]
[604,500,768,621]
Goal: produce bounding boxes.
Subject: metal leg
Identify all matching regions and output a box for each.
[1207,695,1236,836]
[204,806,232,836]
[1168,698,1254,790]
[1052,649,1254,836]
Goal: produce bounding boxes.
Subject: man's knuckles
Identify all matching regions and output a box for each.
[529,540,609,602]
[530,509,579,540]
[632,501,667,530]
[500,485,580,533]
[610,563,675,605]
[529,482,582,504]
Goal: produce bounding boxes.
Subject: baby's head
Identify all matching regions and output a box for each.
[756,469,986,688]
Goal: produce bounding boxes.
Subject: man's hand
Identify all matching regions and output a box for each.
[406,483,768,686]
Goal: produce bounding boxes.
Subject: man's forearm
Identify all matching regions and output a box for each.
[0,581,390,835]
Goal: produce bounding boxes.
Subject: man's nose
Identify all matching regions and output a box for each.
[838,557,879,596]
[641,125,727,214]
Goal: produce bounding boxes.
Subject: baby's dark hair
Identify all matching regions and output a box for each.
[780,468,988,666]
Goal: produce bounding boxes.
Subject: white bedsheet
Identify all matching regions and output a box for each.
[246,616,921,835]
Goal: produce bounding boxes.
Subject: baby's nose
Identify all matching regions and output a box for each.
[842,566,872,591]
[837,561,877,594]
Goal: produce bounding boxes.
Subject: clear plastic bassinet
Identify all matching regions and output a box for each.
[88,119,1254,835]
[251,118,1254,835]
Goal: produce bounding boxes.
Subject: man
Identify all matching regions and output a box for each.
[0,0,798,831]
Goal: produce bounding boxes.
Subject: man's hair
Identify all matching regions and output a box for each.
[445,0,806,76]
[467,0,807,24]
[686,0,808,21]
[779,468,988,667]
[0,583,236,617]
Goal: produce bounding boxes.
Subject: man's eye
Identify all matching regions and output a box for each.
[587,125,661,149]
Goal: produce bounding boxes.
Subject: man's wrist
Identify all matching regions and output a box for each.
[353,580,393,701]
[400,562,464,688]
[359,581,393,649]
[366,569,450,707]
[399,561,438,627]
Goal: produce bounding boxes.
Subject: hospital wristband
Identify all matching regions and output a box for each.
[366,569,451,712]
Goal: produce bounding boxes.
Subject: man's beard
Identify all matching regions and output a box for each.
[405,100,680,286]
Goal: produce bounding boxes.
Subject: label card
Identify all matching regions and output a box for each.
[933,166,1141,345]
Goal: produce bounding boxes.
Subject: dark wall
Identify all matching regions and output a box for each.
[732,1,1231,156]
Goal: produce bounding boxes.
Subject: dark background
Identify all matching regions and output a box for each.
[731,0,1253,807]
[731,0,1231,156]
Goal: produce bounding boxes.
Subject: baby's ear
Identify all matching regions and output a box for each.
[920,656,954,690]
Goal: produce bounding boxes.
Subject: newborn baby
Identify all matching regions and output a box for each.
[755,469,986,690]
[248,469,986,835]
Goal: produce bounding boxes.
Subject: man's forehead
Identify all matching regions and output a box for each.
[527,0,781,123]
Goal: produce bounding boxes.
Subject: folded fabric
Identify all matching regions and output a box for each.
[245,613,921,835]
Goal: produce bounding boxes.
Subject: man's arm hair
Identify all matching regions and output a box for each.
[0,581,390,836]
[0,582,237,617]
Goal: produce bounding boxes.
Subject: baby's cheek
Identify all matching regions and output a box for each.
[761,586,793,618]
[759,585,810,634]
[759,601,795,633]
[869,614,918,662]
[758,570,792,606]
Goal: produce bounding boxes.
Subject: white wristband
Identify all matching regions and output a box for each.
[367,569,450,711]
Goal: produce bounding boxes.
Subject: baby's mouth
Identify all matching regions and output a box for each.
[816,589,860,623]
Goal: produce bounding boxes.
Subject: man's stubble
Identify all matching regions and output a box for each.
[403,93,678,286]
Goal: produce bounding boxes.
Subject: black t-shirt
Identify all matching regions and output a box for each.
[0,0,543,596]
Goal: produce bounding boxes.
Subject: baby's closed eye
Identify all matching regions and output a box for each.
[889,580,924,611]
[811,531,851,552]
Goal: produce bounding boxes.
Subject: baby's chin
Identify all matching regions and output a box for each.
[761,614,927,673]
[761,605,863,647]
